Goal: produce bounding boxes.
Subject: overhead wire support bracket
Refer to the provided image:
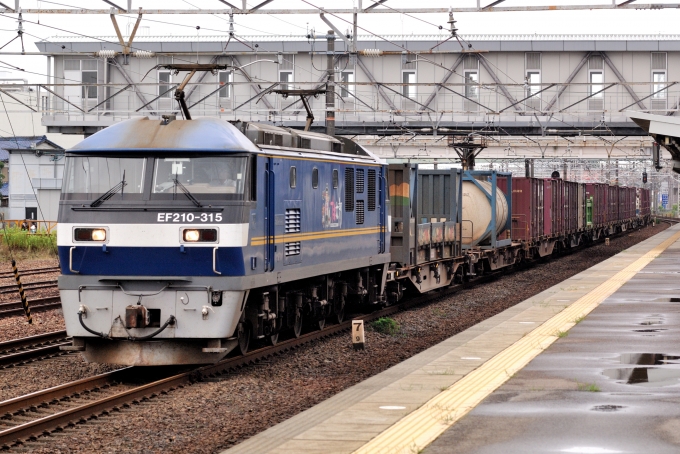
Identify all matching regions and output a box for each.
[150,63,233,120]
[102,0,126,10]
[364,0,388,11]
[110,7,143,64]
[271,88,326,131]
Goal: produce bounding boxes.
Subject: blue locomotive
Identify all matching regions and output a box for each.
[57,117,391,365]
[57,116,649,366]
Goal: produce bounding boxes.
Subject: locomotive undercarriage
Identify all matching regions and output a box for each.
[236,264,388,354]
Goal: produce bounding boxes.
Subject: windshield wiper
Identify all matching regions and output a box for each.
[173,178,202,208]
[90,171,127,208]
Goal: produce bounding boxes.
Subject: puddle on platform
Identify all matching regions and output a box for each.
[618,353,680,365]
[633,329,667,333]
[603,354,680,386]
[591,405,625,412]
[602,367,680,386]
[639,320,663,325]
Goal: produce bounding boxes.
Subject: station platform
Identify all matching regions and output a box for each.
[223,224,680,454]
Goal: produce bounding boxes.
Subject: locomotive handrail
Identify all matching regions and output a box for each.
[213,247,221,275]
[69,247,79,274]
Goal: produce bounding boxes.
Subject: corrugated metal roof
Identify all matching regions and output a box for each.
[43,33,680,43]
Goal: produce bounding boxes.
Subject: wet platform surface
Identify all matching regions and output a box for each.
[222,224,680,454]
[426,226,680,454]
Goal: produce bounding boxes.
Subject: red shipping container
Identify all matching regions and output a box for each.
[544,179,564,236]
[608,185,618,223]
[628,187,636,219]
[618,187,626,221]
[498,177,544,242]
[564,181,579,232]
[577,183,586,229]
[639,188,650,216]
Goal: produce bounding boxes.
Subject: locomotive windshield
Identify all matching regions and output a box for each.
[62,157,145,201]
[151,156,248,201]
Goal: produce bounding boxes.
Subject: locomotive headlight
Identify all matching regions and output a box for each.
[91,229,106,241]
[183,229,200,242]
[181,228,218,243]
[74,227,107,242]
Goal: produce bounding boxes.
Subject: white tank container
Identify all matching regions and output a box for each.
[461,179,509,245]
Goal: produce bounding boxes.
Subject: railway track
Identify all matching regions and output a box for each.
[0,279,58,295]
[0,267,60,280]
[0,224,652,449]
[656,215,680,224]
[0,331,70,369]
[0,275,495,450]
[0,297,62,319]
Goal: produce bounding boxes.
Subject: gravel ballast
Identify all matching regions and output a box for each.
[5,224,670,454]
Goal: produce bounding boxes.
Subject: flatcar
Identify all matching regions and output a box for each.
[58,117,650,365]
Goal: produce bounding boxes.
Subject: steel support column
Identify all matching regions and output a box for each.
[476,55,522,112]
[420,53,465,111]
[356,55,398,112]
[545,51,591,112]
[110,57,156,115]
[601,51,647,110]
[231,55,275,112]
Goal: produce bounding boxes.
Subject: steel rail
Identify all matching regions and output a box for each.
[0,331,70,368]
[0,267,60,279]
[0,297,61,318]
[0,279,57,293]
[0,221,650,448]
[0,273,498,448]
[0,330,67,352]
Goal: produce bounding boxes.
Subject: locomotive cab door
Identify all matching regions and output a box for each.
[265,157,276,272]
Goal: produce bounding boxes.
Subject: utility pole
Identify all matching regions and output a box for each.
[326,30,335,136]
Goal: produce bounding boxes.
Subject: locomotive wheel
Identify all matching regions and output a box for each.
[237,322,251,355]
[269,331,279,346]
[293,310,302,338]
[334,305,345,324]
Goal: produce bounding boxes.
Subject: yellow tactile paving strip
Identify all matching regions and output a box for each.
[353,228,680,454]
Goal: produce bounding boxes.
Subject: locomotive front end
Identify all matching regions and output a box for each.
[58,117,259,365]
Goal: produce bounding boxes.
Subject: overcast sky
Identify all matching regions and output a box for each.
[0,0,679,83]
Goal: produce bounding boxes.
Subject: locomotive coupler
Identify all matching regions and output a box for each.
[414,267,422,285]
[433,264,441,284]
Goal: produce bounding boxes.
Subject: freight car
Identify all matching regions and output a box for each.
[58,117,650,366]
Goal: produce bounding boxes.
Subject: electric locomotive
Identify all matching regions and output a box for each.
[58,117,390,365]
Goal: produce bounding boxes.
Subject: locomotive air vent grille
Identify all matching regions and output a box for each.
[345,168,355,211]
[368,169,376,211]
[356,200,365,224]
[285,241,301,256]
[300,138,311,149]
[356,169,365,193]
[285,208,301,233]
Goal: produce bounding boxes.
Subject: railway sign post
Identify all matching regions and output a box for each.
[352,320,365,350]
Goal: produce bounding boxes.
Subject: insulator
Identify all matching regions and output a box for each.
[133,50,155,59]
[97,50,117,58]
[359,49,382,57]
